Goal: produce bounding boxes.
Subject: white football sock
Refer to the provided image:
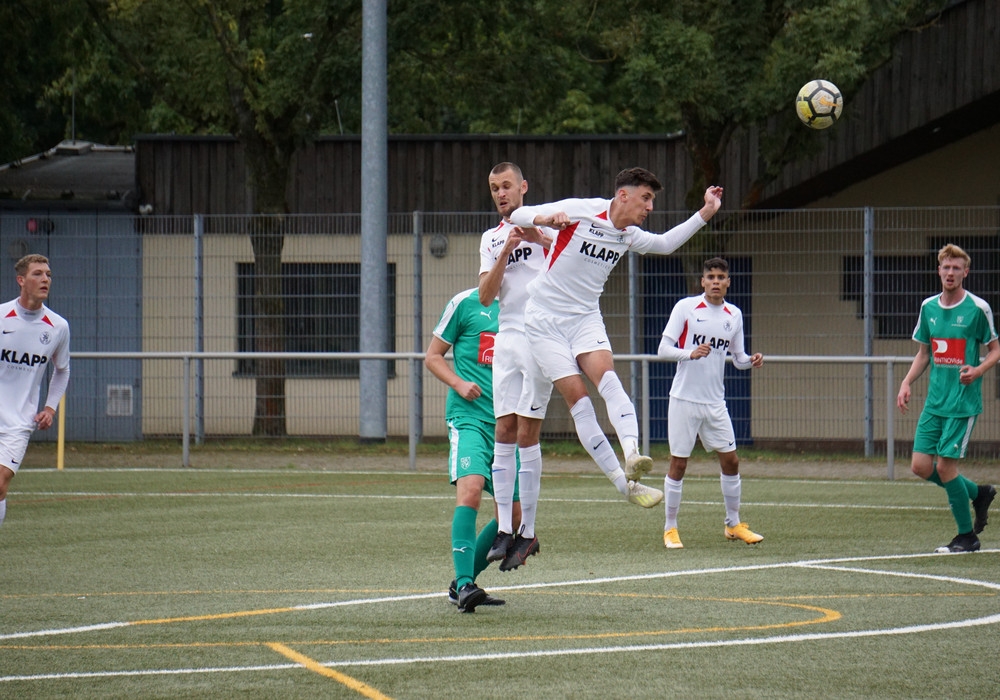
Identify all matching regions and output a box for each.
[491,442,517,534]
[664,476,683,530]
[598,371,640,456]
[570,397,628,495]
[516,443,542,538]
[0,498,6,527]
[721,473,742,527]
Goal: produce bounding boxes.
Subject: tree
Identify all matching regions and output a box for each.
[0,1,93,163]
[80,0,363,435]
[565,0,949,285]
[592,0,948,209]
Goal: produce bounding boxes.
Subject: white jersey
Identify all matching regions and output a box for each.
[659,294,751,405]
[510,198,705,316]
[478,219,548,333]
[0,299,71,431]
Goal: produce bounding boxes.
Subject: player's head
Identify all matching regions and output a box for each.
[488,162,527,219]
[15,253,52,308]
[15,253,49,278]
[701,257,730,303]
[937,243,970,292]
[703,257,729,275]
[937,243,970,268]
[614,167,662,193]
[611,168,662,228]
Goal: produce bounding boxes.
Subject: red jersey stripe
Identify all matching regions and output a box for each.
[677,319,689,349]
[546,222,580,271]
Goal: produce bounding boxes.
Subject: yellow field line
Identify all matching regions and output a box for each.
[131,607,298,625]
[267,642,393,699]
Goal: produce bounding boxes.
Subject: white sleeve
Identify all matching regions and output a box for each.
[643,212,706,255]
[44,365,70,411]
[657,336,690,362]
[729,316,753,370]
[478,230,494,276]
[657,301,692,361]
[509,203,558,227]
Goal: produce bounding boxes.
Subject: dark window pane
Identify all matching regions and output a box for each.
[236,262,396,378]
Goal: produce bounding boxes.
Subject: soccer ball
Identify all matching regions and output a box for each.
[795,80,843,129]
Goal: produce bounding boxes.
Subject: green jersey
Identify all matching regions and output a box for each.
[432,288,499,424]
[913,290,998,417]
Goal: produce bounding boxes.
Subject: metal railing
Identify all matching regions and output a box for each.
[68,351,920,478]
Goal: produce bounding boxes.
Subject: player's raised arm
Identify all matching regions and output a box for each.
[699,186,723,222]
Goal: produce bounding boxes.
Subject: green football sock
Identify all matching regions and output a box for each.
[944,477,974,534]
[959,475,978,500]
[474,518,499,579]
[929,467,978,499]
[452,505,478,589]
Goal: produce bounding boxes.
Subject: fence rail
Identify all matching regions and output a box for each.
[6,205,1000,462]
[67,351,924,478]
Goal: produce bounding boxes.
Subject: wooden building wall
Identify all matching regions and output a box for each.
[135,0,998,216]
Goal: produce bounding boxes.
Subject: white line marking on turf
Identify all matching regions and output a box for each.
[1,554,997,683]
[16,490,943,512]
[7,609,1000,683]
[3,552,997,644]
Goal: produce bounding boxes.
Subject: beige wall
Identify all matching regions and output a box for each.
[815,124,1000,208]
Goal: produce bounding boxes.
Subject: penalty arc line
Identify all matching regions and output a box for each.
[3,551,999,642]
[1,551,999,684]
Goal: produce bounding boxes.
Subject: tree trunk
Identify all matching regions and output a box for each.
[250,215,287,436]
[243,134,293,436]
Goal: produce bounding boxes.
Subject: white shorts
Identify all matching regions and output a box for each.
[0,429,32,473]
[524,302,611,382]
[668,397,736,457]
[492,330,553,419]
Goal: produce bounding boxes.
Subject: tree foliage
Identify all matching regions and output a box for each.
[6,0,949,207]
[0,1,95,163]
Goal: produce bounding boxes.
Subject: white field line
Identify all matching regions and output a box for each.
[15,489,943,512]
[17,466,931,488]
[1,551,999,683]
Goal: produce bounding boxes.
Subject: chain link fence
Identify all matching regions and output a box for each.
[1,206,998,460]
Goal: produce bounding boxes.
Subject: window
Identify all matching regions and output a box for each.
[236,262,396,377]
[841,255,936,339]
[843,238,1000,341]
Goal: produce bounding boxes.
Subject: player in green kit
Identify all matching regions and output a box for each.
[425,288,516,612]
[897,244,1000,553]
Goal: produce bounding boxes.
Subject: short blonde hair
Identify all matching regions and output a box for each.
[937,243,970,267]
[15,254,49,277]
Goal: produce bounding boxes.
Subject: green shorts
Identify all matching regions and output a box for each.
[913,411,978,460]
[446,416,519,499]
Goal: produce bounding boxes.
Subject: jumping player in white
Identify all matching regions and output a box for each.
[510,167,723,507]
[0,254,71,527]
[657,257,764,549]
[478,162,554,571]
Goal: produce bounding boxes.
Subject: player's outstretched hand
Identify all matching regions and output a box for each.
[700,186,723,221]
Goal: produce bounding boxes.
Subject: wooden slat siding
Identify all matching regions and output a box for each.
[958,2,975,106]
[194,140,209,216]
[208,141,221,213]
[314,139,331,214]
[160,141,174,215]
[292,141,314,212]
[987,3,998,95]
